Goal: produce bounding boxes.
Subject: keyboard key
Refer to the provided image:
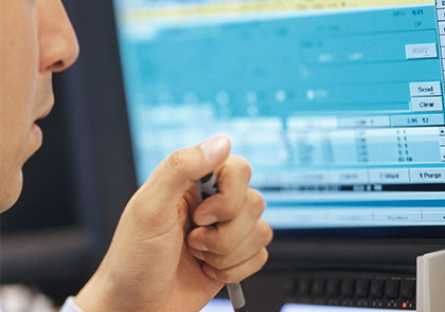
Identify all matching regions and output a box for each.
[326,279,340,297]
[401,279,416,299]
[297,279,311,296]
[356,279,370,298]
[370,279,385,299]
[340,279,355,297]
[312,279,326,296]
[386,279,401,299]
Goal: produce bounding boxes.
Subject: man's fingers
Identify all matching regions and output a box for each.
[202,248,270,284]
[123,135,231,238]
[141,135,231,207]
[189,219,273,270]
[188,188,266,254]
[193,156,252,226]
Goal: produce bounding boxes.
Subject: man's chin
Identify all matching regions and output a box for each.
[0,169,24,213]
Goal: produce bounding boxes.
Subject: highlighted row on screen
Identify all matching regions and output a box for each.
[122,0,435,21]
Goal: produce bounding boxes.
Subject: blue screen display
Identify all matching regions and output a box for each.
[114,0,445,230]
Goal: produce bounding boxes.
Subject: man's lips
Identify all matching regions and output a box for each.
[36,102,54,121]
[32,101,54,145]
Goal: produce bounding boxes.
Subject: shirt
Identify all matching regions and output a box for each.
[0,296,81,312]
[60,297,84,312]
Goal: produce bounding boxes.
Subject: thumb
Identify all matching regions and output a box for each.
[143,135,231,205]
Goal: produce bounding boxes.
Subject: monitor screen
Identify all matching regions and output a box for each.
[197,301,413,312]
[113,0,445,231]
[199,298,233,311]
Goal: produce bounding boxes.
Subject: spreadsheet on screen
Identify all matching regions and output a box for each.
[113,0,445,231]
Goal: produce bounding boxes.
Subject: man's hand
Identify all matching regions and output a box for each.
[75,136,273,312]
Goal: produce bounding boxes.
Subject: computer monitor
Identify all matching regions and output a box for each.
[113,0,444,233]
[110,0,444,311]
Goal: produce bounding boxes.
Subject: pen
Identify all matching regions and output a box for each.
[197,173,248,312]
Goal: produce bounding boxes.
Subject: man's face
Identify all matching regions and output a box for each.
[0,0,79,212]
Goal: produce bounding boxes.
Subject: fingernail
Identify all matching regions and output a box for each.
[200,136,229,162]
[189,248,205,261]
[196,214,217,226]
[190,238,209,252]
